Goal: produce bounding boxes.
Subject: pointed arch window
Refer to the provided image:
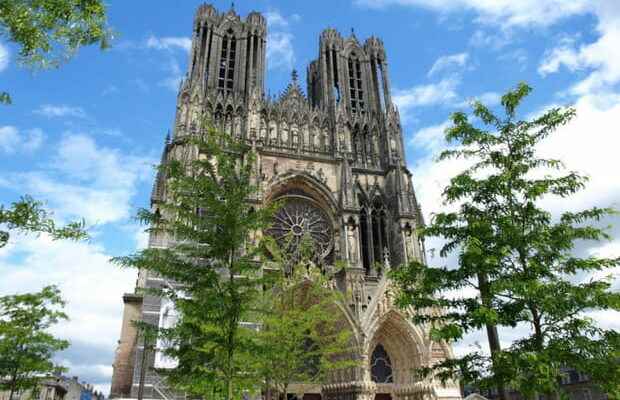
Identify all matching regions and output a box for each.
[218,29,236,93]
[358,195,390,274]
[348,53,365,114]
[371,344,393,383]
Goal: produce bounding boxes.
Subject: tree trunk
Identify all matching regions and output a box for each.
[478,272,508,400]
[8,372,17,400]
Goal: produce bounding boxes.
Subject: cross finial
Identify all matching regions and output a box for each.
[291,69,298,82]
[231,2,235,11]
[351,27,355,36]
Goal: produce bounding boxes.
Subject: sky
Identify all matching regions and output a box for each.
[1,0,620,395]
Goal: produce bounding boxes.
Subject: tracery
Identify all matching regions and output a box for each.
[265,195,333,264]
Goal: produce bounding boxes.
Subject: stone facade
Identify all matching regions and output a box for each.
[110,4,461,400]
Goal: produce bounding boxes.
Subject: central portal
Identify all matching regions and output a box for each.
[375,394,392,400]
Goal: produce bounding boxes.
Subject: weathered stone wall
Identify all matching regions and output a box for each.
[110,293,142,399]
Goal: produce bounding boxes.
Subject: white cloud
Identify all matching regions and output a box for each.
[146,35,192,53]
[0,42,9,72]
[267,32,296,71]
[35,104,87,119]
[409,120,451,151]
[456,91,502,108]
[535,92,620,213]
[0,233,136,394]
[0,126,19,153]
[0,234,135,348]
[428,52,469,77]
[469,29,512,50]
[538,36,582,76]
[3,133,155,225]
[144,36,190,92]
[265,10,298,71]
[0,126,45,154]
[498,48,528,68]
[354,0,591,28]
[265,10,301,28]
[23,128,44,152]
[158,58,184,92]
[538,2,620,96]
[477,91,502,105]
[393,77,460,121]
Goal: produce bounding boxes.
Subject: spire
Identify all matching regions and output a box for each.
[291,69,298,83]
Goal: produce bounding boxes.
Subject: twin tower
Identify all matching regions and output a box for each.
[110,4,461,400]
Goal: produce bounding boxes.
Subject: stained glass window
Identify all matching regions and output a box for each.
[371,344,393,383]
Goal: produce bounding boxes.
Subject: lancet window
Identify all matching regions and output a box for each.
[348,54,365,114]
[371,344,393,383]
[218,29,236,93]
[358,195,390,273]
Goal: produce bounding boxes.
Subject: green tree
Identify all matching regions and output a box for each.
[391,83,620,399]
[0,286,70,400]
[0,195,87,248]
[0,0,111,104]
[257,237,356,400]
[113,126,275,400]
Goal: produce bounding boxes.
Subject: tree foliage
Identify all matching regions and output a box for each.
[113,126,275,400]
[257,236,356,399]
[0,0,112,104]
[391,83,620,398]
[0,195,87,248]
[0,286,70,400]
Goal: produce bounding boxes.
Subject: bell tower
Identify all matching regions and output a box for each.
[186,4,266,100]
[307,29,392,118]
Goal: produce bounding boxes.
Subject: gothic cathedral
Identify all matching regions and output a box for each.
[110,4,461,400]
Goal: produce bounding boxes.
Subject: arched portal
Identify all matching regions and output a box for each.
[367,311,423,386]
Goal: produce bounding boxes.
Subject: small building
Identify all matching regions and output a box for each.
[0,376,68,400]
[0,376,104,400]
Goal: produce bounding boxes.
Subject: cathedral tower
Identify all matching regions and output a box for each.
[110,5,460,400]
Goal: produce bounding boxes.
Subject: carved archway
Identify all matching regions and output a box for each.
[366,311,424,386]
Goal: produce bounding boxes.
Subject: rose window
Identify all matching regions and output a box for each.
[266,195,333,263]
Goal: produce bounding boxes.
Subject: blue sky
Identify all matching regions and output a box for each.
[1,0,619,394]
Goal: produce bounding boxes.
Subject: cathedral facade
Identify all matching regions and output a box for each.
[110,4,461,400]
